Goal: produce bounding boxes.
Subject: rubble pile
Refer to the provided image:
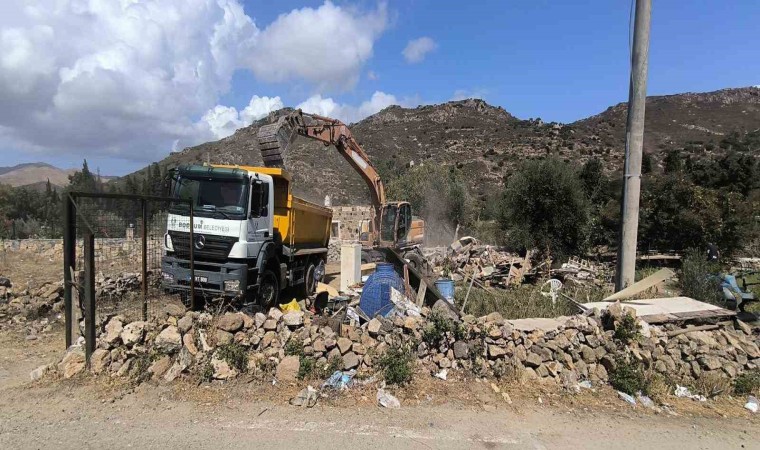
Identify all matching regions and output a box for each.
[0,278,65,336]
[552,256,613,287]
[43,301,759,394]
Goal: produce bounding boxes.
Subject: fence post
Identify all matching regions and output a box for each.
[189,203,196,310]
[63,194,76,349]
[83,232,95,365]
[141,198,148,321]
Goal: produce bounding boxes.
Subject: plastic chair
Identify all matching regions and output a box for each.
[541,279,563,305]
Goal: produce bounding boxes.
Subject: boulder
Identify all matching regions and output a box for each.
[58,349,86,378]
[263,319,278,331]
[164,347,193,382]
[183,332,199,355]
[488,345,506,359]
[120,321,147,346]
[337,337,352,354]
[241,313,255,329]
[177,315,194,334]
[155,326,182,353]
[254,313,267,328]
[148,355,172,379]
[211,356,237,380]
[29,365,49,381]
[164,303,186,318]
[215,330,234,346]
[453,341,470,359]
[525,352,543,368]
[103,318,123,346]
[90,349,111,374]
[217,313,244,333]
[276,355,300,382]
[268,308,284,321]
[342,352,360,370]
[283,311,304,327]
[367,318,382,336]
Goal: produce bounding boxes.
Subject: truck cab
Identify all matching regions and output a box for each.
[161,164,331,307]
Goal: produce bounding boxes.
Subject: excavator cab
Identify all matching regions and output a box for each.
[379,202,413,246]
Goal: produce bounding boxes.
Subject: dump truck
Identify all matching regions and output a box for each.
[161,164,332,307]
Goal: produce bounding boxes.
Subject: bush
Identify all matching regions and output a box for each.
[456,285,579,320]
[608,355,647,395]
[316,355,344,379]
[378,345,415,386]
[217,343,248,372]
[678,249,723,305]
[297,357,315,380]
[498,158,590,258]
[613,314,641,345]
[284,337,304,357]
[734,369,760,395]
[692,372,732,398]
[421,311,455,348]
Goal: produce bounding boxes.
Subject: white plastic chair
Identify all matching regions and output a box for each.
[540,279,563,305]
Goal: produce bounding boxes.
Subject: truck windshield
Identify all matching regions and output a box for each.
[171,177,248,219]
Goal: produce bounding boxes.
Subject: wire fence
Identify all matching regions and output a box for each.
[64,192,193,357]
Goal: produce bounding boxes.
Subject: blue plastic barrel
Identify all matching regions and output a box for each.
[435,278,455,303]
[360,263,405,317]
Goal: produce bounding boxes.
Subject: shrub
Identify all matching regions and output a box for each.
[297,357,316,380]
[678,249,723,305]
[284,337,304,357]
[608,355,647,395]
[457,285,579,320]
[217,343,248,372]
[378,345,415,386]
[613,314,641,345]
[200,362,214,382]
[692,372,732,398]
[734,369,760,395]
[498,158,590,258]
[316,355,344,379]
[422,311,455,348]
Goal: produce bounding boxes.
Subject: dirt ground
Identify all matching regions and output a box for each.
[0,326,758,449]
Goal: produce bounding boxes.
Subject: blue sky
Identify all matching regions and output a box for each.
[0,0,757,175]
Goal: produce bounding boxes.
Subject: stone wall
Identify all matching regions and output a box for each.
[330,206,372,242]
[2,238,160,262]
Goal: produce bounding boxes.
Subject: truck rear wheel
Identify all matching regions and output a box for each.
[298,262,317,299]
[258,269,280,308]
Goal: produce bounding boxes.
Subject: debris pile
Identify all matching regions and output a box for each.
[552,256,613,287]
[0,278,64,336]
[39,300,760,405]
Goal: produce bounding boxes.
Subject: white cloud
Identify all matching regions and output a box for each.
[295,91,405,123]
[0,0,387,164]
[367,70,379,81]
[451,89,488,101]
[202,95,284,139]
[402,37,437,63]
[243,1,387,91]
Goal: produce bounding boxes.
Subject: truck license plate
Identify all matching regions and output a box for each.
[193,276,208,283]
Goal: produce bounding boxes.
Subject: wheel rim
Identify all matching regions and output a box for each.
[260,273,277,305]
[305,265,316,296]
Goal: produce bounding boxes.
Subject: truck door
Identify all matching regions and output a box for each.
[396,203,412,244]
[246,177,273,258]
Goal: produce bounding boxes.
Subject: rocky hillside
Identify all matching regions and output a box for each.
[136,87,760,205]
[0,163,77,188]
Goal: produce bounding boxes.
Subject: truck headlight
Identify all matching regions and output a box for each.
[162,271,174,282]
[224,280,240,292]
[164,233,174,251]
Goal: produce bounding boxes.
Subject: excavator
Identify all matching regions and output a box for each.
[255,110,429,270]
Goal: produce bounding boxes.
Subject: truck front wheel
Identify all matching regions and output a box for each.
[258,269,280,308]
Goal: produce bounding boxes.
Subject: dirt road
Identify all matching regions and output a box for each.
[0,331,757,450]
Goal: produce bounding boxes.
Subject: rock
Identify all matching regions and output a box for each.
[337,337,352,354]
[183,332,199,355]
[403,316,418,331]
[352,343,367,355]
[217,313,244,333]
[90,349,111,374]
[276,355,300,382]
[254,313,267,328]
[261,331,276,348]
[211,356,238,380]
[103,318,123,346]
[342,352,360,370]
[120,321,147,346]
[453,341,470,359]
[215,329,234,346]
[155,326,182,353]
[241,313,254,329]
[164,303,186,318]
[263,319,278,331]
[268,308,283,321]
[58,349,86,378]
[313,338,326,353]
[581,345,596,363]
[736,320,752,336]
[545,361,563,377]
[30,365,48,381]
[525,352,543,368]
[177,315,194,334]
[283,311,304,327]
[164,347,193,382]
[535,364,550,378]
[148,356,172,378]
[488,345,506,359]
[432,299,459,321]
[439,357,452,369]
[367,318,382,336]
[698,355,722,371]
[485,312,504,324]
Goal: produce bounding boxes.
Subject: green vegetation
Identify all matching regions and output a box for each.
[216,343,248,373]
[284,337,304,357]
[456,285,580,320]
[421,311,457,348]
[608,355,647,395]
[378,345,415,386]
[297,357,316,380]
[678,249,723,305]
[734,369,760,395]
[613,314,642,345]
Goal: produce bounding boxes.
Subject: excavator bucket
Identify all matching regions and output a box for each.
[256,116,297,168]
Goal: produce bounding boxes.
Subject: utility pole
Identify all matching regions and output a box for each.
[616,0,651,291]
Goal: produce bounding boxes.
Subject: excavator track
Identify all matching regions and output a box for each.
[256,119,293,168]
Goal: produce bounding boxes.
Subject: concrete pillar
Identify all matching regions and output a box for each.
[340,243,362,292]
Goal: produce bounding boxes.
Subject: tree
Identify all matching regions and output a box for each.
[663,149,682,174]
[498,158,590,257]
[67,159,98,193]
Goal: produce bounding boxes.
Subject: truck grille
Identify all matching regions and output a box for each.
[169,231,237,261]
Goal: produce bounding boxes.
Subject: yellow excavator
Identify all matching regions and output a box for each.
[256,110,429,270]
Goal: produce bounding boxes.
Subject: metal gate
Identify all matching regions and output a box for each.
[62,192,195,361]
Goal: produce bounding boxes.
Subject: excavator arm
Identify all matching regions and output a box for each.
[257,110,386,235]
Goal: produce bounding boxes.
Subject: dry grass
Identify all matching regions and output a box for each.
[692,372,733,398]
[456,284,580,319]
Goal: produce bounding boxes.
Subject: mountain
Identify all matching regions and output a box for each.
[0,162,115,189]
[128,86,760,205]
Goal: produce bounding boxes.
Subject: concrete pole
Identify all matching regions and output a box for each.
[615,0,651,291]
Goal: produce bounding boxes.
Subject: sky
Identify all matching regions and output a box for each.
[0,0,758,176]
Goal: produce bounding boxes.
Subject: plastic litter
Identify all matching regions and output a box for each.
[280,298,301,313]
[637,393,655,408]
[322,370,356,390]
[617,391,636,405]
[434,369,448,380]
[675,384,707,402]
[578,380,593,389]
[290,385,318,408]
[377,388,401,409]
[345,307,361,324]
[745,396,759,414]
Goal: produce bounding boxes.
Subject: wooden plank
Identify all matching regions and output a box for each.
[604,268,675,301]
[415,280,427,307]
